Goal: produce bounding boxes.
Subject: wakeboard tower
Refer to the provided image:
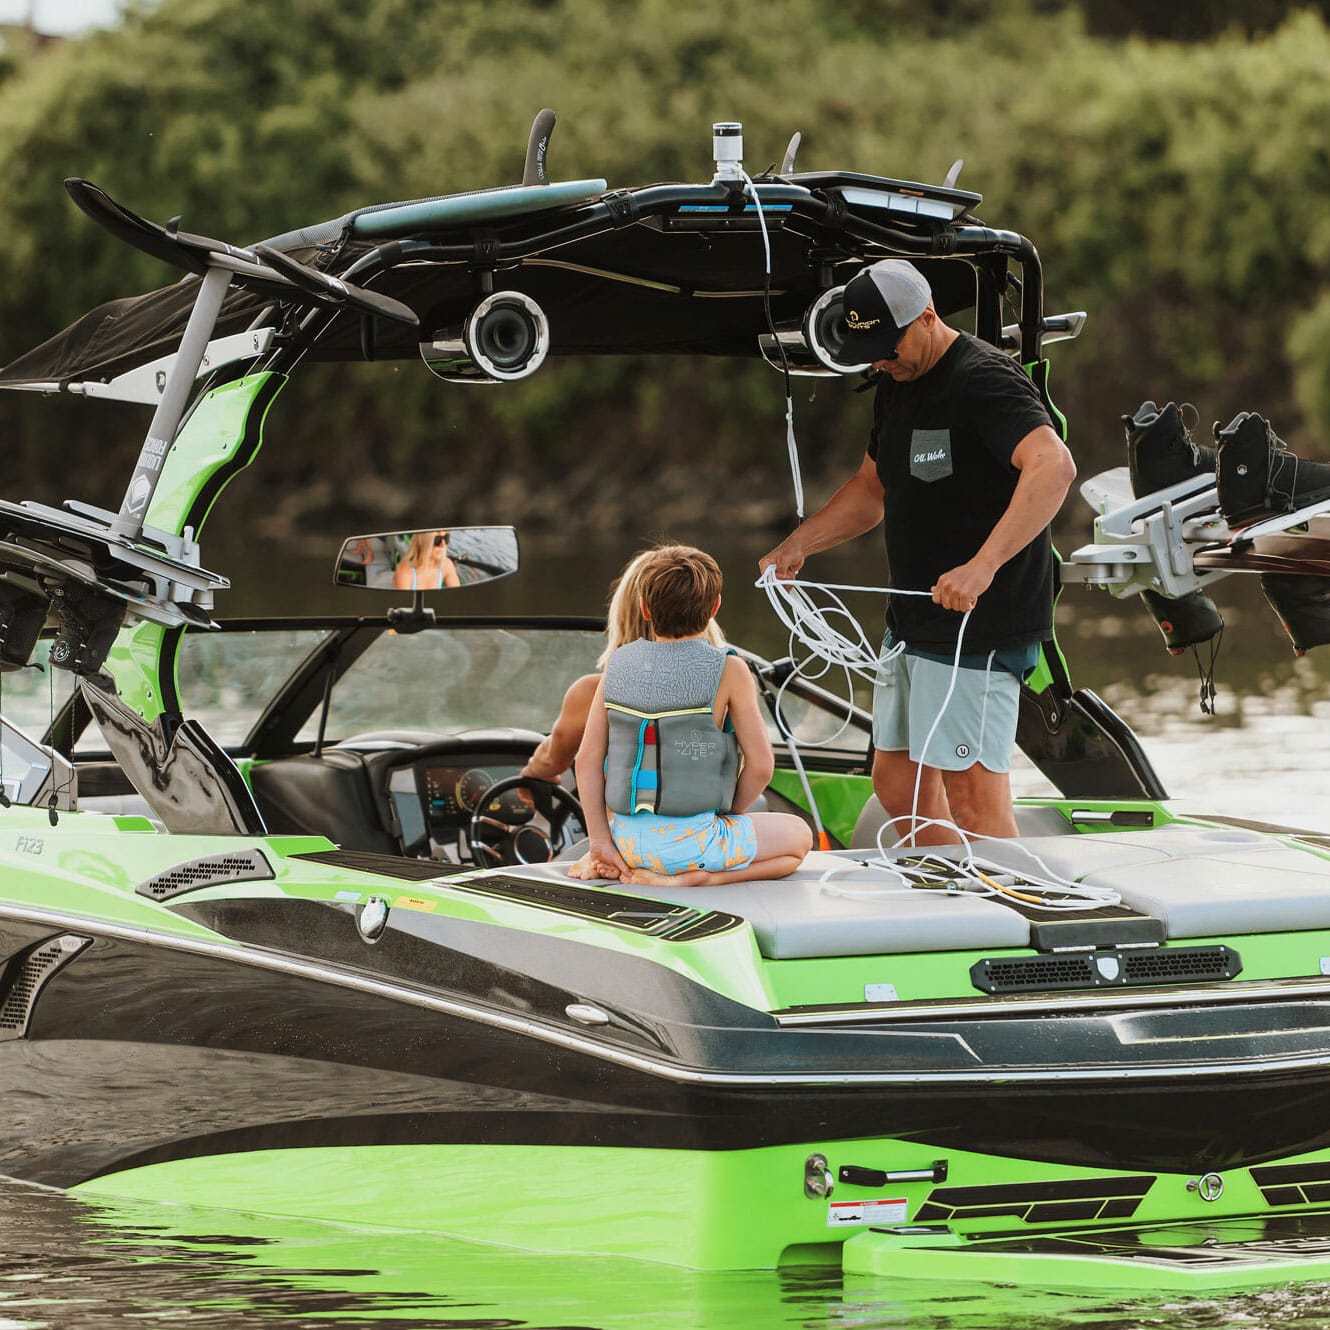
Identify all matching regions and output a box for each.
[3,111,1330,1292]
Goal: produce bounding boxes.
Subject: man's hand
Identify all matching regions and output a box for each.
[758,537,805,580]
[932,557,997,613]
[515,766,561,809]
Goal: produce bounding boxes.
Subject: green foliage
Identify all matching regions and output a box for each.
[1290,294,1330,438]
[3,0,1330,535]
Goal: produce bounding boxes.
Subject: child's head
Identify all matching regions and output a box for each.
[637,545,723,638]
[600,547,726,665]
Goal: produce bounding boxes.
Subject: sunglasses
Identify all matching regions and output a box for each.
[878,316,921,361]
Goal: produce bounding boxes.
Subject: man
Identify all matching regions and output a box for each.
[759,259,1076,843]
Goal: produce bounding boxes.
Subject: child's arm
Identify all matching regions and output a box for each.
[572,678,631,879]
[720,657,775,814]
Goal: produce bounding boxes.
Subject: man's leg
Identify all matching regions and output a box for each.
[872,747,956,846]
[871,643,957,845]
[875,645,1024,843]
[940,763,1019,839]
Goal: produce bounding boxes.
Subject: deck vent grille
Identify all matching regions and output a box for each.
[0,935,90,1039]
[138,848,275,901]
[972,945,1241,995]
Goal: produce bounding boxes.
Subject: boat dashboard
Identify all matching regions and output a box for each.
[388,755,534,846]
[309,731,585,868]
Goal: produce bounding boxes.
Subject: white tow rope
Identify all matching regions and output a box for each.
[740,167,804,520]
[756,567,1121,911]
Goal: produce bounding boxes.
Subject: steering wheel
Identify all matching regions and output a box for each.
[468,776,586,867]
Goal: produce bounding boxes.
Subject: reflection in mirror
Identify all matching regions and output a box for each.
[335,527,519,592]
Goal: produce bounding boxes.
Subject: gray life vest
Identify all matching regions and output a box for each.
[602,638,740,817]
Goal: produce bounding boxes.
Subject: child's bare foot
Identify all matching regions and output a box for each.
[626,867,710,888]
[567,853,623,881]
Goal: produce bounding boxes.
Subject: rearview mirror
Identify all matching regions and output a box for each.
[335,526,519,591]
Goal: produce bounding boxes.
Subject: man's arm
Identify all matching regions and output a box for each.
[931,424,1076,612]
[521,673,599,782]
[759,453,885,578]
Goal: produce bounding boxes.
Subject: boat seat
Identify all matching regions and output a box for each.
[974,825,1330,939]
[536,824,1330,957]
[851,796,1073,849]
[531,850,1031,959]
[249,751,398,854]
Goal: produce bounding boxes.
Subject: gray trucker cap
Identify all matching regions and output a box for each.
[840,260,932,361]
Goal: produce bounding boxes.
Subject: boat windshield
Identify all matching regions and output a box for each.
[178,628,334,747]
[173,623,606,749]
[294,625,604,745]
[35,619,867,761]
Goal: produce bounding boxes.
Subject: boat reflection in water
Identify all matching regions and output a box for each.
[0,1177,1317,1330]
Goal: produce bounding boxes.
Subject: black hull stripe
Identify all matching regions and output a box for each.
[7,901,1330,1089]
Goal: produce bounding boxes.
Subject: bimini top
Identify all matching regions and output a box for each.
[0,111,1051,395]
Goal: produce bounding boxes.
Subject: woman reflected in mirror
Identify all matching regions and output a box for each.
[393,530,461,591]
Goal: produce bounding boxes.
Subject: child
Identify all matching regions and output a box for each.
[571,545,812,887]
[519,546,726,789]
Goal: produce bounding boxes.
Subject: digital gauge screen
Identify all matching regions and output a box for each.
[423,764,502,827]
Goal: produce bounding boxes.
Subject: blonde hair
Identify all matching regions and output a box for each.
[597,545,725,667]
[400,530,449,570]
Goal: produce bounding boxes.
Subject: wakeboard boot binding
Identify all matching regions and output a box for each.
[46,581,126,677]
[1214,412,1330,654]
[1124,399,1215,497]
[1215,411,1330,526]
[1123,399,1223,656]
[0,582,49,672]
[1262,574,1330,657]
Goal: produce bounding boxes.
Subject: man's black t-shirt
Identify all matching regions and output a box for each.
[867,332,1055,653]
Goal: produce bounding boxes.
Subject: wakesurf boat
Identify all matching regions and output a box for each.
[3,111,1330,1292]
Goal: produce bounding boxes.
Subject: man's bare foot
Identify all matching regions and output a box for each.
[626,867,710,888]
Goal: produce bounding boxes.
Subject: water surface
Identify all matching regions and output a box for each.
[4,1178,1330,1329]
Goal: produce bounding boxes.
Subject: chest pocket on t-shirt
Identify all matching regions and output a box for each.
[909,429,953,482]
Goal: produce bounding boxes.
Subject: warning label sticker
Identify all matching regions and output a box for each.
[826,1198,909,1228]
[393,895,438,912]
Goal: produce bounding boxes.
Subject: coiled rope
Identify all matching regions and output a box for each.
[756,566,1121,910]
